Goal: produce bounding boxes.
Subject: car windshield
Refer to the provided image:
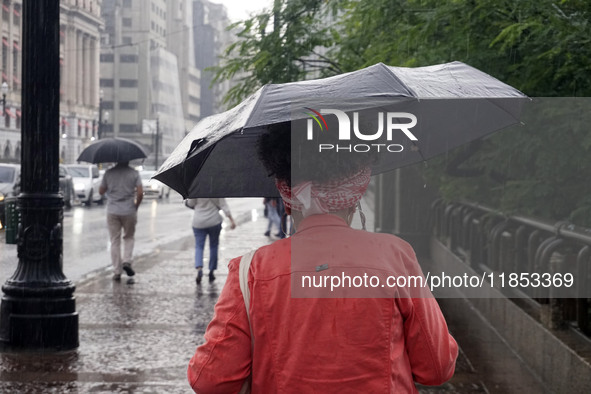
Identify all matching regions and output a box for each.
[0,166,16,183]
[68,167,89,177]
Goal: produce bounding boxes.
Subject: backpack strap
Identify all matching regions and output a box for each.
[239,249,256,349]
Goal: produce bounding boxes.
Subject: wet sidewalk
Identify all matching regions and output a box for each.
[0,207,491,393]
[0,209,273,393]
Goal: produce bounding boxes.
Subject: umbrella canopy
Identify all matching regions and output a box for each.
[77,138,148,164]
[154,61,527,198]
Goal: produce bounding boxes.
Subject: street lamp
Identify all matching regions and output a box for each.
[1,81,8,114]
[0,0,78,351]
[97,89,110,139]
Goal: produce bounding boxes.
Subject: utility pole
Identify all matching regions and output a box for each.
[155,117,159,169]
[0,0,78,351]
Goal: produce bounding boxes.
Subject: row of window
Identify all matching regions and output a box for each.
[100,78,138,88]
[99,123,138,133]
[100,101,138,110]
[150,20,166,36]
[100,53,138,63]
[151,2,167,20]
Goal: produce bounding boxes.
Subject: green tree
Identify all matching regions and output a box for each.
[334,0,591,225]
[213,0,591,226]
[212,0,343,107]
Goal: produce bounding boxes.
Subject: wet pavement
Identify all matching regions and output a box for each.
[0,201,511,393]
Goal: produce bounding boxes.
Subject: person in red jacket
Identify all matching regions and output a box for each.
[188,124,458,392]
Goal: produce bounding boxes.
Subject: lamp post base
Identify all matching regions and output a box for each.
[0,292,78,351]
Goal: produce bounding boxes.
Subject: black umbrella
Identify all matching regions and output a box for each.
[77,138,148,164]
[154,61,528,198]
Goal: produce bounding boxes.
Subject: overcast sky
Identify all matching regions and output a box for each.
[211,0,273,22]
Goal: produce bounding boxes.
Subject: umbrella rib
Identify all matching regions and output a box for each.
[378,63,418,98]
[242,85,270,130]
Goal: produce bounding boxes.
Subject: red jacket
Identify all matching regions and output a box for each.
[188,214,458,393]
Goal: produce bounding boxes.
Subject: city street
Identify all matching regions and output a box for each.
[0,195,263,286]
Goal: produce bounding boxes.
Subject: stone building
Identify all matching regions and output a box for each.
[0,0,103,164]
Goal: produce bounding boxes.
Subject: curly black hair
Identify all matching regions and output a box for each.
[257,121,376,187]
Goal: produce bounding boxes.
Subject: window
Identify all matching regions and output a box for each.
[119,124,137,132]
[120,54,137,63]
[100,78,114,87]
[101,101,114,110]
[122,36,132,45]
[122,17,132,27]
[13,3,20,26]
[12,42,18,75]
[2,38,8,74]
[119,101,137,110]
[2,1,8,22]
[120,79,137,88]
[123,0,132,7]
[100,53,114,62]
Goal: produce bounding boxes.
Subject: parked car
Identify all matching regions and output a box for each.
[67,164,103,206]
[140,170,169,199]
[0,163,21,228]
[59,164,76,208]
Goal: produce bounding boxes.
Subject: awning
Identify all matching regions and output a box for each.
[59,58,64,65]
[13,41,19,51]
[5,109,15,118]
[16,110,21,117]
[12,75,19,84]
[62,118,70,126]
[2,5,9,13]
[13,8,19,17]
[59,30,65,38]
[2,38,8,47]
[2,72,7,81]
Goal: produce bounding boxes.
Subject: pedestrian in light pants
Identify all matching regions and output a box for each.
[107,213,137,277]
[99,162,143,281]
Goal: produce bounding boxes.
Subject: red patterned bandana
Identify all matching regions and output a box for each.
[275,167,371,217]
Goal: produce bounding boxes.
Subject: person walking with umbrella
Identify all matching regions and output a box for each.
[78,137,148,281]
[187,124,458,392]
[99,162,143,281]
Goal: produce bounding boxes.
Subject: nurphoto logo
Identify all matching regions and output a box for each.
[304,108,418,153]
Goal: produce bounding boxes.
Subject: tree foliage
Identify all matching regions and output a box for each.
[212,0,343,107]
[214,0,591,226]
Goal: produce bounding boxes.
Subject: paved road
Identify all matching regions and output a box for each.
[0,195,263,286]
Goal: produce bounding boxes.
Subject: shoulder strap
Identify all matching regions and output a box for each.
[239,249,256,349]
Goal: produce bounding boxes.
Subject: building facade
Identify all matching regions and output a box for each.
[100,0,201,167]
[193,0,233,118]
[166,0,200,133]
[0,0,103,164]
[60,0,104,164]
[0,0,22,162]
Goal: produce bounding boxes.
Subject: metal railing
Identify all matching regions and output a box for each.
[432,199,591,336]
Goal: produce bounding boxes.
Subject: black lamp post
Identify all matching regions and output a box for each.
[1,82,8,114]
[0,0,78,351]
[97,89,109,139]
